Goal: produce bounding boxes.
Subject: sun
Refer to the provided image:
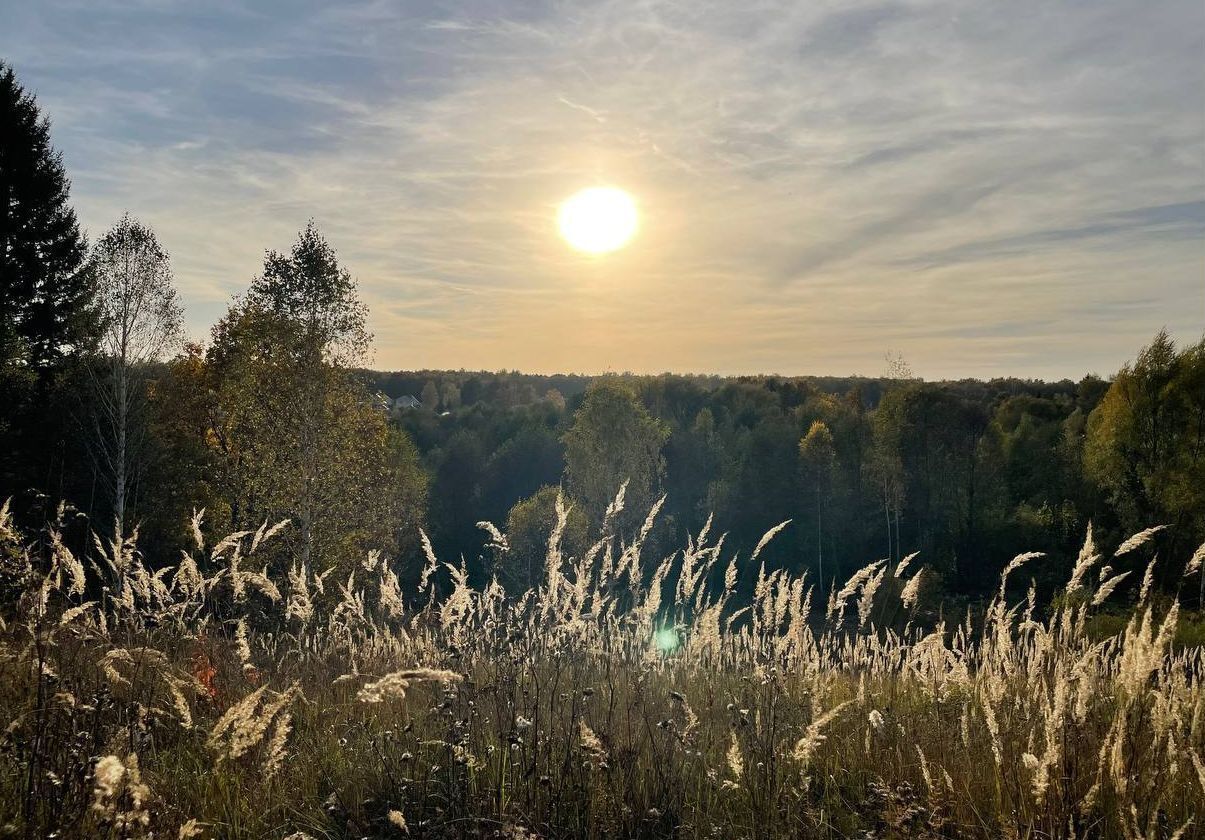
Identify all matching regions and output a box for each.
[557,186,638,254]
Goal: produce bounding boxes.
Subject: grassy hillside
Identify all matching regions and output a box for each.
[0,498,1201,839]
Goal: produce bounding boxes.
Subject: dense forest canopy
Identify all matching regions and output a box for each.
[367,346,1201,610]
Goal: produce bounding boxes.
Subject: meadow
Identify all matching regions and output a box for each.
[1,490,1202,840]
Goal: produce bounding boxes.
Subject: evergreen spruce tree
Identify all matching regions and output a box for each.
[0,62,96,500]
[0,62,94,372]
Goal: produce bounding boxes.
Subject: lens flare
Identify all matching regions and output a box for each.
[653,627,680,653]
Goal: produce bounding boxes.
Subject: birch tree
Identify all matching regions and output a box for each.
[87,215,182,540]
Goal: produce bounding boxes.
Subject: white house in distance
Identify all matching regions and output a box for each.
[370,392,423,415]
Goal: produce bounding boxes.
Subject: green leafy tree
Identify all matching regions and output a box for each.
[421,380,439,412]
[205,224,424,573]
[1085,330,1205,602]
[140,343,225,553]
[544,388,566,411]
[502,486,590,593]
[562,380,670,526]
[440,381,461,412]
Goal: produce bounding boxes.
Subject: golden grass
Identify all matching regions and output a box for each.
[0,495,1201,838]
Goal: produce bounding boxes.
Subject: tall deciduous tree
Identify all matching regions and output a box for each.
[421,380,439,412]
[1085,330,1205,602]
[87,216,182,539]
[563,379,669,526]
[799,420,835,594]
[207,223,425,573]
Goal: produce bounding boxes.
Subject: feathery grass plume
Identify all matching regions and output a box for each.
[1138,557,1157,602]
[387,809,409,833]
[830,559,886,622]
[477,520,508,553]
[99,648,144,689]
[1000,552,1043,592]
[285,561,314,624]
[751,519,792,564]
[916,745,933,793]
[726,732,744,779]
[358,668,461,703]
[894,551,919,578]
[249,518,289,554]
[208,685,268,755]
[178,818,204,839]
[602,480,628,533]
[857,565,887,628]
[357,671,410,703]
[209,529,251,564]
[234,618,252,668]
[378,562,406,620]
[333,569,367,627]
[188,508,205,552]
[1031,669,1069,805]
[634,494,666,556]
[49,529,86,598]
[242,566,281,602]
[174,550,203,599]
[980,693,1003,767]
[92,754,151,834]
[579,720,606,761]
[263,710,292,778]
[163,674,194,729]
[900,569,925,610]
[1067,523,1098,593]
[1185,541,1205,578]
[792,700,852,770]
[541,491,572,617]
[1092,571,1132,606]
[1115,525,1167,557]
[225,541,246,602]
[218,683,301,765]
[59,601,96,626]
[418,529,438,594]
[439,560,473,634]
[0,498,17,544]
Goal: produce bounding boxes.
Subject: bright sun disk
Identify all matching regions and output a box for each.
[557,186,638,254]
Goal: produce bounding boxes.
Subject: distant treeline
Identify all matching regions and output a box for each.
[360,347,1202,610]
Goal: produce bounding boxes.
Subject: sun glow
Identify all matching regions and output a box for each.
[557,187,638,254]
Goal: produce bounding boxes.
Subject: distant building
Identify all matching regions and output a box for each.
[392,394,422,410]
[370,391,393,412]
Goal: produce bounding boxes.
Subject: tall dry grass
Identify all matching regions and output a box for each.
[0,494,1201,839]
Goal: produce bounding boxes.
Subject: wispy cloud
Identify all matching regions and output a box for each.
[2,0,1201,378]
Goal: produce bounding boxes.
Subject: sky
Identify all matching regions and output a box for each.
[2,0,1203,380]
